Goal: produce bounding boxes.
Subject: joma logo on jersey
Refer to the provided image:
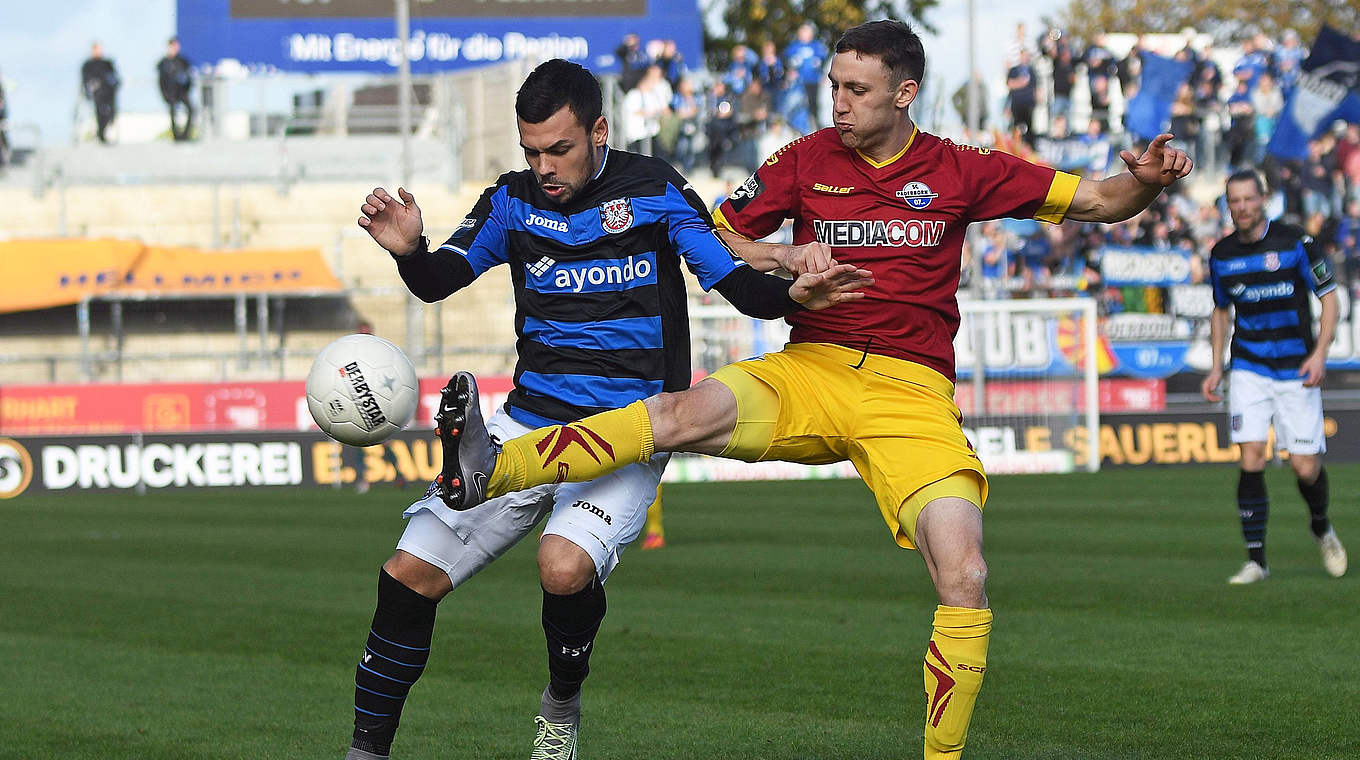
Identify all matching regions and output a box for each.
[813,219,945,248]
[1230,281,1294,302]
[525,213,568,233]
[541,255,655,293]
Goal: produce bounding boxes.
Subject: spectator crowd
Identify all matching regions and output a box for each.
[612,24,827,178]
[10,20,1358,306]
[608,22,1357,312]
[973,23,1360,310]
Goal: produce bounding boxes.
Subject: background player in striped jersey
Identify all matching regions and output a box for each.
[344,59,871,760]
[439,20,1193,759]
[1201,169,1347,585]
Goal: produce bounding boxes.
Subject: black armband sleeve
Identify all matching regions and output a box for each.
[393,236,477,303]
[711,265,802,319]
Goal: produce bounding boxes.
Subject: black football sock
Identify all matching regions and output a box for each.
[1238,469,1269,567]
[351,569,438,757]
[542,575,607,704]
[1298,467,1331,538]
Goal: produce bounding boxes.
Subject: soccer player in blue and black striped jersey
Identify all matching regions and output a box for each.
[343,59,871,760]
[1201,170,1347,585]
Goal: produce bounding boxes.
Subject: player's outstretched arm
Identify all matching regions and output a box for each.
[359,186,424,257]
[1067,134,1193,223]
[716,228,835,275]
[710,262,872,319]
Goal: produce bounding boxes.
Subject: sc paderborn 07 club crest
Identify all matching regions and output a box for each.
[600,198,634,234]
[896,181,938,210]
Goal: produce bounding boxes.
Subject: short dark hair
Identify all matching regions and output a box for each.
[515,59,603,130]
[835,20,926,87]
[1226,168,1266,195]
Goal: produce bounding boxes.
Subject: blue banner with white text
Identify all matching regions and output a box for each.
[177,0,704,74]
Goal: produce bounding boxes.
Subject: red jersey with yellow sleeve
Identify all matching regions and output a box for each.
[712,127,1079,381]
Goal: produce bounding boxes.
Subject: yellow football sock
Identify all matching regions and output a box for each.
[922,605,992,759]
[488,401,654,498]
[645,488,665,539]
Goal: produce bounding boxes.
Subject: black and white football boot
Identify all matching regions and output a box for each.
[434,371,496,511]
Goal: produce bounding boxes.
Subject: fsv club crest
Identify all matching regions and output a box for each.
[600,198,634,234]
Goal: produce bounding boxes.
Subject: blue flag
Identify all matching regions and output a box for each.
[1124,52,1194,142]
[1267,26,1360,161]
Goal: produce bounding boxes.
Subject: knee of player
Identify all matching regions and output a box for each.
[538,556,595,596]
[966,556,989,582]
[646,386,734,449]
[382,551,452,600]
[1238,443,1268,470]
[951,555,989,595]
[1292,456,1322,483]
[642,392,688,447]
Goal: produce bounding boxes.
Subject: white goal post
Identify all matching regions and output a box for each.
[957,297,1101,474]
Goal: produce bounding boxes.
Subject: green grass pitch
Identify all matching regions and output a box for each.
[2,465,1357,759]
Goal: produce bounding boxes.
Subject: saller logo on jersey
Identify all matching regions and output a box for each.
[813,219,946,248]
[600,198,634,233]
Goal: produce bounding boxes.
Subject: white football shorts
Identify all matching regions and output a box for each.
[1227,368,1326,454]
[396,408,668,588]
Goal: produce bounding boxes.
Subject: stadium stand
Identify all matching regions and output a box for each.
[0,60,732,387]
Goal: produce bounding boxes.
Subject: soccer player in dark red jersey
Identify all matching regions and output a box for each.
[440,20,1192,758]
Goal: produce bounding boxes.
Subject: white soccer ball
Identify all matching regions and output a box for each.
[306,334,419,446]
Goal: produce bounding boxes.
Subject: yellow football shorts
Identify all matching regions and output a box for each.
[709,342,987,550]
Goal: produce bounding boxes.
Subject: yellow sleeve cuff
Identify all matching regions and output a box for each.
[1034,170,1080,225]
[711,205,737,234]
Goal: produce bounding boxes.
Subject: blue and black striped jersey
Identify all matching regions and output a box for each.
[432,146,745,427]
[1209,221,1335,380]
